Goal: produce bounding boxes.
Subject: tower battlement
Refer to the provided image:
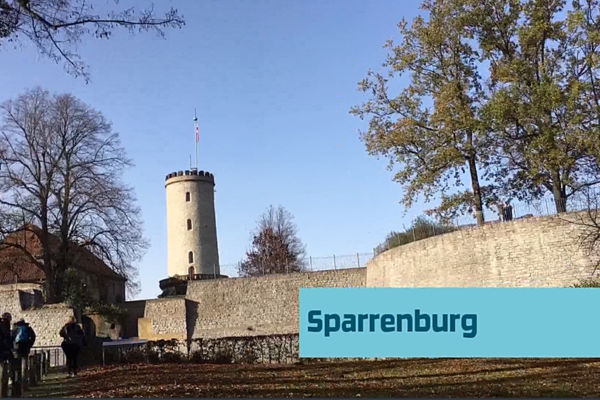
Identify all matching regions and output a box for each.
[165,170,215,183]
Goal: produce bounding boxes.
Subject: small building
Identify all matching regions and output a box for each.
[0,225,126,305]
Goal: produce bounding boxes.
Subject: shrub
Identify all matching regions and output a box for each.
[571,279,600,288]
[374,216,456,255]
[86,303,127,325]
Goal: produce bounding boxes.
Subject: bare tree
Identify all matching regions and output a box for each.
[238,205,306,277]
[560,187,600,282]
[258,205,306,259]
[0,86,148,302]
[0,87,58,298]
[0,0,185,82]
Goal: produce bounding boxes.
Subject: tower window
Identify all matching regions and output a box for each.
[188,266,195,278]
[188,251,194,264]
[187,219,192,230]
[186,192,190,202]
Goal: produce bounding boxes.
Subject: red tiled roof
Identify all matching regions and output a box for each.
[0,225,126,285]
[0,247,45,284]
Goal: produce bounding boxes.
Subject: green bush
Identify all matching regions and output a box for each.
[374,216,456,256]
[86,303,127,324]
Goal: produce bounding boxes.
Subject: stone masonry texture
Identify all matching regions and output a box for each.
[185,268,366,339]
[0,288,74,346]
[366,214,600,288]
[146,297,187,338]
[131,213,600,343]
[126,269,366,341]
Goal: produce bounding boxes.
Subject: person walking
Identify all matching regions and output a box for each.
[497,202,505,222]
[11,318,36,394]
[0,313,13,397]
[0,313,12,361]
[108,324,119,341]
[505,201,514,221]
[59,317,85,378]
[12,318,36,358]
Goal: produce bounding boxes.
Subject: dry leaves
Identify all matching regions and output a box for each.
[31,358,600,398]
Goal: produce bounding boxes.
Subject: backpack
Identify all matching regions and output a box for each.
[14,325,28,343]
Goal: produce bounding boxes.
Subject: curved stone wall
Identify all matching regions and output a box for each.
[366,213,599,288]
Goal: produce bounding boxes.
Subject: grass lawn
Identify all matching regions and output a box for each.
[28,358,600,398]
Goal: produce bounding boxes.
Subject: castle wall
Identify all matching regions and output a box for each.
[124,212,600,347]
[185,268,366,339]
[0,289,74,346]
[145,297,187,340]
[367,213,599,288]
[123,297,188,341]
[165,171,220,277]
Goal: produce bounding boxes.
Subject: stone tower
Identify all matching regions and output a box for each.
[165,170,220,278]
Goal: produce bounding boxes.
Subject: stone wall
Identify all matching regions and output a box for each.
[0,288,74,346]
[145,297,187,340]
[367,213,599,288]
[21,306,74,346]
[123,297,188,341]
[186,268,366,339]
[123,212,600,348]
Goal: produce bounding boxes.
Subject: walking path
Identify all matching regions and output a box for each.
[25,372,80,398]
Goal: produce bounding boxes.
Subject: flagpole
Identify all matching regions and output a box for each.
[193,108,198,170]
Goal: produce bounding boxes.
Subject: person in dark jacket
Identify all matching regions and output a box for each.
[0,313,13,363]
[11,318,36,391]
[12,318,36,358]
[60,317,85,377]
[0,313,13,395]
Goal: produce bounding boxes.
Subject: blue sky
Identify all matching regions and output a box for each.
[1,0,433,299]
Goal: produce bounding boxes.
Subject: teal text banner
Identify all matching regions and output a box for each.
[299,288,600,358]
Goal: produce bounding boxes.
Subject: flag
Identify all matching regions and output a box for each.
[195,125,199,143]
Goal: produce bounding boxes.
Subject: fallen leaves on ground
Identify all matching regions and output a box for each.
[33,358,600,398]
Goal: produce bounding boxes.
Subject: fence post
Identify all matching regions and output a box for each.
[12,356,23,398]
[37,353,43,382]
[412,228,416,241]
[357,253,360,268]
[309,257,313,271]
[22,355,29,390]
[333,254,336,270]
[28,355,36,387]
[39,352,44,378]
[0,361,8,398]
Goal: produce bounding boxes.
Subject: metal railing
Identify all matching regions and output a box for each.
[1,348,54,397]
[31,346,66,368]
[219,252,374,278]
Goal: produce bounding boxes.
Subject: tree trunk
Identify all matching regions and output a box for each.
[39,201,59,303]
[467,155,485,226]
[551,169,567,213]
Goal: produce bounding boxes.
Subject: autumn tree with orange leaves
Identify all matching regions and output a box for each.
[237,205,306,277]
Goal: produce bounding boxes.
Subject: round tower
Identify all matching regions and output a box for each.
[165,169,220,278]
